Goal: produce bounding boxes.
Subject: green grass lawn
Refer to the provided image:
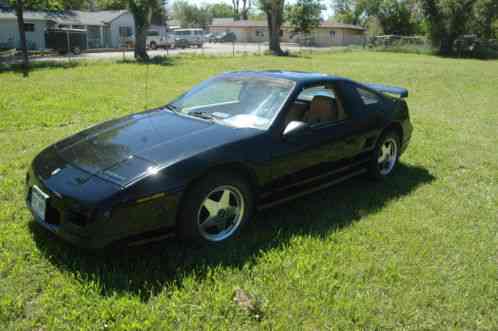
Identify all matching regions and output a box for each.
[1,52,497,330]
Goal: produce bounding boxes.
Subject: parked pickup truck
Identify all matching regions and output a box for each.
[147,30,175,49]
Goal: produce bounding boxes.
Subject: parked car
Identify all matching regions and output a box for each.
[146,30,175,49]
[174,38,190,49]
[205,32,220,43]
[26,71,412,248]
[173,28,204,48]
[213,31,236,43]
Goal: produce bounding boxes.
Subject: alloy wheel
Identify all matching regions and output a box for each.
[377,137,398,176]
[196,185,245,242]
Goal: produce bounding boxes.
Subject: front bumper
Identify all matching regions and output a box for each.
[26,162,183,249]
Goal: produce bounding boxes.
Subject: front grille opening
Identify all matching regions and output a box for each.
[45,205,61,225]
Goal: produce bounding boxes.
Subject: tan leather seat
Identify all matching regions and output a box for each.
[304,96,338,124]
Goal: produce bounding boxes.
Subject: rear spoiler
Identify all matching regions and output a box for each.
[365,83,408,98]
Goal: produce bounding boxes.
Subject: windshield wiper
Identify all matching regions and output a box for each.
[188,111,216,121]
[165,104,178,112]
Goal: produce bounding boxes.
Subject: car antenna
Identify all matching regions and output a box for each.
[144,60,150,110]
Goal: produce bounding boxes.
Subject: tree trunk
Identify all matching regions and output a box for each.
[134,25,149,61]
[15,0,29,77]
[267,1,284,56]
[241,0,250,20]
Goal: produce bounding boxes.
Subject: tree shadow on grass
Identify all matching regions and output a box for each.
[0,55,176,74]
[0,60,82,73]
[30,162,435,301]
[115,55,176,66]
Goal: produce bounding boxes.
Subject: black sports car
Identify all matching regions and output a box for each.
[26,71,412,248]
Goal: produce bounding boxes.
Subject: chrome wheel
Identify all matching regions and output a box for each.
[197,185,245,242]
[377,137,398,176]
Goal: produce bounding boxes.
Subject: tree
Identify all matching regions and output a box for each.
[128,0,160,60]
[14,0,28,77]
[376,0,415,35]
[8,0,88,76]
[331,0,362,25]
[172,1,211,28]
[419,0,477,54]
[208,3,234,18]
[331,0,421,35]
[232,0,252,20]
[95,0,127,10]
[471,0,498,38]
[286,0,323,37]
[259,0,285,55]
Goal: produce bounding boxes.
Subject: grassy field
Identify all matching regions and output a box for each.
[0,52,497,330]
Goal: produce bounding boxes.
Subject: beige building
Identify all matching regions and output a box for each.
[209,20,366,47]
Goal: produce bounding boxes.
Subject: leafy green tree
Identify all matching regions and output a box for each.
[332,0,422,35]
[95,0,127,10]
[419,0,477,54]
[172,0,211,28]
[208,3,234,18]
[471,0,498,38]
[286,0,323,36]
[376,0,415,35]
[259,0,285,55]
[332,0,363,25]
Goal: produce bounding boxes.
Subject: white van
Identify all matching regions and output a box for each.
[146,30,175,49]
[173,29,204,48]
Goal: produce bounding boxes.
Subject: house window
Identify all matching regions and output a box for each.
[119,26,132,37]
[279,29,283,37]
[329,31,336,38]
[24,23,34,32]
[255,30,264,37]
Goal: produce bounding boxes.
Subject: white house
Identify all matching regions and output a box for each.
[0,9,135,50]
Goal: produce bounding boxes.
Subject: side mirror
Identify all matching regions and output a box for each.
[283,121,310,138]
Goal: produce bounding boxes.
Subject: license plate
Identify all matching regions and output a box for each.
[31,185,48,221]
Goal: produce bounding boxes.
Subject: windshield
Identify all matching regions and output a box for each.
[168,75,295,130]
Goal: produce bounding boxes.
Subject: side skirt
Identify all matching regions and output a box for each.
[258,164,368,210]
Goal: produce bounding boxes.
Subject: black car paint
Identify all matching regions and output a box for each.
[26,71,412,248]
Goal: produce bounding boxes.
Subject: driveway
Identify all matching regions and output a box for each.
[25,42,337,63]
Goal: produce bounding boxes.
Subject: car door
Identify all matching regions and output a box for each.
[267,83,364,190]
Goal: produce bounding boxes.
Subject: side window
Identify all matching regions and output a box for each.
[357,88,380,106]
[297,85,335,101]
[291,85,348,125]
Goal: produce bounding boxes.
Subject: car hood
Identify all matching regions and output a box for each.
[54,109,260,186]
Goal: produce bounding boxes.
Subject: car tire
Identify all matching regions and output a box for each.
[177,172,254,244]
[368,131,400,180]
[150,42,157,50]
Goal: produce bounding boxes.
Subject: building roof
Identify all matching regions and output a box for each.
[209,19,365,31]
[0,9,128,26]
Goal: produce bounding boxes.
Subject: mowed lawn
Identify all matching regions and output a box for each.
[0,52,497,330]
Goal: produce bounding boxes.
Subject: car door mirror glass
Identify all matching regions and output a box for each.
[283,121,309,137]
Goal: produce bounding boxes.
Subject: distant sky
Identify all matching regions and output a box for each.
[170,0,334,19]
